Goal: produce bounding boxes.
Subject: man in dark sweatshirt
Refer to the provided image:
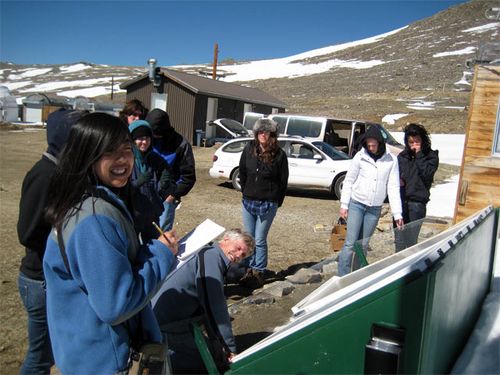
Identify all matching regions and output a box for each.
[17,108,86,374]
[145,109,196,231]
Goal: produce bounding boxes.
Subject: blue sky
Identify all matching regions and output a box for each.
[1,0,468,67]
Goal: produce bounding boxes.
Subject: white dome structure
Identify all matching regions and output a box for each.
[0,86,19,122]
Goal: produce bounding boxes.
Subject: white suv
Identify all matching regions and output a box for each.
[209,136,351,199]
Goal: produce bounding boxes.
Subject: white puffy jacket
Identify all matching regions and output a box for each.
[340,148,402,220]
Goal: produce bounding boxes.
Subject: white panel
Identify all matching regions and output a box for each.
[151,93,167,110]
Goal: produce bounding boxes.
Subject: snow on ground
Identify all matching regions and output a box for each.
[433,46,476,58]
[175,27,406,82]
[391,132,465,219]
[381,113,408,124]
[7,67,52,80]
[4,81,33,91]
[19,77,114,92]
[57,85,125,98]
[462,22,500,34]
[59,63,92,73]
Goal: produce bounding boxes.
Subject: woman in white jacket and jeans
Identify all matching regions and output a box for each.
[338,126,403,276]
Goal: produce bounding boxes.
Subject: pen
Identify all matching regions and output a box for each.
[152,221,164,236]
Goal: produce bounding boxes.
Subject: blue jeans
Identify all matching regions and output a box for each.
[159,200,179,232]
[242,203,278,272]
[18,272,54,375]
[338,200,382,276]
[394,201,426,252]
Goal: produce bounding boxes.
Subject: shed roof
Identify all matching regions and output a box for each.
[121,68,286,108]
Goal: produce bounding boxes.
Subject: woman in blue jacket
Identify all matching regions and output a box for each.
[43,113,178,374]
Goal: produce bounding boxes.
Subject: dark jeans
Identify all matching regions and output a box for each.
[18,272,54,375]
[394,201,427,252]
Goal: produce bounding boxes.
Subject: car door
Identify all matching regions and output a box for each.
[285,140,336,188]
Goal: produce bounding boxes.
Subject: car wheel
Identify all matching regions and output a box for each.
[231,168,241,191]
[333,173,345,199]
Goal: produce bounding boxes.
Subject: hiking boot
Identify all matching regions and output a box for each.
[239,268,265,289]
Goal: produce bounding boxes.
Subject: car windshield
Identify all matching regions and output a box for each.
[312,141,350,160]
[370,124,402,146]
[219,119,249,136]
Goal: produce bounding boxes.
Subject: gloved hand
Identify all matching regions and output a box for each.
[159,169,176,197]
[135,171,152,187]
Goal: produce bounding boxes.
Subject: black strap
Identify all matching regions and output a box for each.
[198,248,231,354]
[56,225,72,276]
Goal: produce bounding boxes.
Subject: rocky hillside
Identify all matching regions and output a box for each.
[1,0,498,133]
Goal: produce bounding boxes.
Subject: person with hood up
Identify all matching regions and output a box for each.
[337,126,403,276]
[128,119,176,242]
[145,109,196,231]
[394,123,439,251]
[17,108,87,374]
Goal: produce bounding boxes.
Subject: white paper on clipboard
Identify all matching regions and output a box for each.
[151,219,225,307]
[176,219,226,261]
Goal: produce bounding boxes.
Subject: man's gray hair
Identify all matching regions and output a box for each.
[223,228,255,256]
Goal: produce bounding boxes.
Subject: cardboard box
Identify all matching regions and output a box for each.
[330,223,347,251]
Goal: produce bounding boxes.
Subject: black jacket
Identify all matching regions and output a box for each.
[398,148,439,204]
[239,141,289,206]
[153,131,196,200]
[17,154,57,280]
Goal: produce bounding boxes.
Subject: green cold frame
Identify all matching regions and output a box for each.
[223,207,498,374]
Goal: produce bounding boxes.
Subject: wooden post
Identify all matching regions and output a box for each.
[111,76,114,100]
[212,43,218,80]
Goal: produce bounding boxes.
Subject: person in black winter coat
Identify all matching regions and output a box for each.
[145,109,196,231]
[17,108,87,374]
[238,118,289,289]
[395,123,439,251]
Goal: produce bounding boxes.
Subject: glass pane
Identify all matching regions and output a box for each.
[287,118,323,138]
[223,140,248,153]
[346,217,451,273]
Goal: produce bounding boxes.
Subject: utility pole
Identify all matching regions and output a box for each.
[110,76,114,100]
[212,43,218,80]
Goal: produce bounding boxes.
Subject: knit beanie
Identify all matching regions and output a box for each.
[145,109,172,137]
[46,108,86,157]
[253,118,278,134]
[128,120,152,140]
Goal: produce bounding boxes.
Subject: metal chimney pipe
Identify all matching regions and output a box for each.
[148,58,157,82]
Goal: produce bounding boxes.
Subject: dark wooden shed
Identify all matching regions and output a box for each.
[120,68,286,144]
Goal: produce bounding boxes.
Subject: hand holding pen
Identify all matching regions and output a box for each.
[153,222,179,256]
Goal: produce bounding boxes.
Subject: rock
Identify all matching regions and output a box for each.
[321,262,338,275]
[286,268,322,284]
[228,304,241,316]
[244,292,275,305]
[310,256,336,272]
[263,280,295,297]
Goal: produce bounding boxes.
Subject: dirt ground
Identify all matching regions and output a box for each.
[0,127,456,373]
